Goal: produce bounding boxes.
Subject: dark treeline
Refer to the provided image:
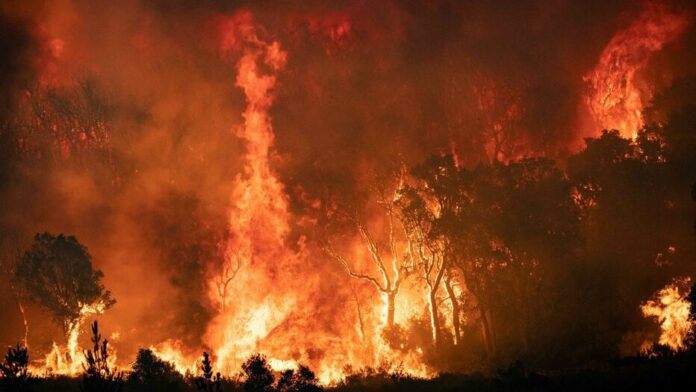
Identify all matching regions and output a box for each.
[3,323,696,392]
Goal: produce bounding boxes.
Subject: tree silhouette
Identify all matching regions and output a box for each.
[276,365,322,392]
[195,352,221,392]
[0,343,29,391]
[214,251,243,311]
[82,321,124,392]
[396,183,446,348]
[242,353,275,392]
[0,343,28,379]
[128,349,184,392]
[408,155,468,347]
[13,233,115,338]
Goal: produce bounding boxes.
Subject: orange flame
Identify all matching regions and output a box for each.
[204,10,302,376]
[32,302,110,376]
[641,277,693,351]
[584,1,690,138]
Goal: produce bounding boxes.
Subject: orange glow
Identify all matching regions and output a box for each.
[205,10,307,377]
[8,2,696,385]
[641,278,693,352]
[584,2,690,139]
[31,302,110,376]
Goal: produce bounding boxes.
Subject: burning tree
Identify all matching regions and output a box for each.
[404,155,467,348]
[401,155,580,357]
[13,232,115,371]
[471,72,527,163]
[641,278,694,352]
[214,251,242,311]
[396,183,447,348]
[324,179,414,329]
[583,1,690,138]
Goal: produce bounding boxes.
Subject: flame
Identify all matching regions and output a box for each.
[31,302,110,376]
[204,10,303,375]
[584,1,690,139]
[641,277,693,351]
[150,340,200,375]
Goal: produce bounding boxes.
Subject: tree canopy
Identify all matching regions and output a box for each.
[13,232,115,331]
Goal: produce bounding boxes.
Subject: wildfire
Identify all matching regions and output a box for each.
[150,340,200,375]
[203,10,306,376]
[32,302,110,376]
[198,11,433,383]
[641,277,693,352]
[584,1,690,139]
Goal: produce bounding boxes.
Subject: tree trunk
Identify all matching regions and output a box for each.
[480,306,496,357]
[386,291,396,328]
[18,300,29,347]
[428,289,442,347]
[444,277,461,346]
[351,285,366,341]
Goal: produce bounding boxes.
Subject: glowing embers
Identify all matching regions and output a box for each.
[584,1,690,138]
[641,277,693,352]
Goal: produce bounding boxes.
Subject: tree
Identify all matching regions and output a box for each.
[466,159,580,353]
[0,343,29,391]
[470,72,527,163]
[408,155,468,347]
[194,352,221,392]
[13,233,115,340]
[0,234,29,347]
[128,349,185,392]
[241,353,275,392]
[0,343,28,379]
[214,251,242,311]
[276,365,322,392]
[324,179,413,329]
[397,182,446,348]
[82,321,124,392]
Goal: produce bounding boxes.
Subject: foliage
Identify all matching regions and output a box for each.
[241,353,274,392]
[276,365,322,392]
[0,343,29,380]
[194,352,221,392]
[0,343,31,392]
[13,233,115,332]
[127,349,185,392]
[81,321,124,392]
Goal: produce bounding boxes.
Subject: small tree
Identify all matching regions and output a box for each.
[276,365,322,392]
[323,174,413,330]
[242,354,274,392]
[195,352,221,392]
[0,343,29,379]
[128,349,184,392]
[82,321,124,392]
[14,233,115,339]
[0,343,30,391]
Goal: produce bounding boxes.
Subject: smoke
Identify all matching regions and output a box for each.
[1,0,695,374]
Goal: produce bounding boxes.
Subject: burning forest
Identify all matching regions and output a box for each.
[2,0,696,391]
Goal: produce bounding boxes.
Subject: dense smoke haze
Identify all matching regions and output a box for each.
[1,0,696,385]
